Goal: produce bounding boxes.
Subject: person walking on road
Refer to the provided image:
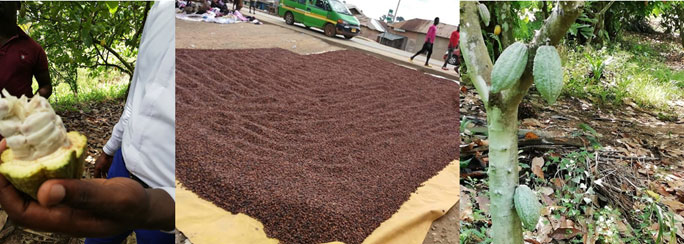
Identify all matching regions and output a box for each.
[442,26,459,71]
[233,0,243,11]
[249,0,256,14]
[410,17,439,67]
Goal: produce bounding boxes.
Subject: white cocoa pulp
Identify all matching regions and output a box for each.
[0,90,69,161]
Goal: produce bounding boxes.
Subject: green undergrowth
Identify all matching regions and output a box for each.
[460,148,680,244]
[32,69,129,112]
[559,32,684,111]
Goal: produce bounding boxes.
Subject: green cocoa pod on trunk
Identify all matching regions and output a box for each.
[514,184,542,230]
[533,45,563,104]
[478,3,490,27]
[491,42,528,93]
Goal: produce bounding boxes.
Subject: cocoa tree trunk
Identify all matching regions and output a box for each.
[459,2,584,243]
[486,104,523,242]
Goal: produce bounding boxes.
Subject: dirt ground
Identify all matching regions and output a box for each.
[175,18,460,244]
[176,19,342,54]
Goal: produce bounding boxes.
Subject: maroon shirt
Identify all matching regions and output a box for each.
[0,27,49,98]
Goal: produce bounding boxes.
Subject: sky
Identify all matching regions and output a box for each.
[341,0,459,26]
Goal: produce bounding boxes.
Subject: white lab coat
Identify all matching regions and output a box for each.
[103,1,175,200]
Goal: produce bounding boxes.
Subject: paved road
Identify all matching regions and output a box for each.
[251,10,461,82]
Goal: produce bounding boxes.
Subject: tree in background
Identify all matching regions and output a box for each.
[657,2,684,47]
[18,1,151,95]
[459,2,584,243]
[478,1,682,50]
[598,1,682,45]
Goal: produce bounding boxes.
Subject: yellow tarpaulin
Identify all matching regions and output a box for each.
[176,160,459,244]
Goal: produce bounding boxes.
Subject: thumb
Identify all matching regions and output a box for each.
[37,178,107,208]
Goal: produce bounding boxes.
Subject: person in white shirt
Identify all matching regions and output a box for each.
[0,1,175,241]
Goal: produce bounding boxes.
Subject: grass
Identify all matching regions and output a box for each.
[32,69,129,112]
[559,32,684,111]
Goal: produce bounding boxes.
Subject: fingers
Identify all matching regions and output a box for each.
[93,154,105,178]
[0,175,111,236]
[0,173,30,219]
[37,177,147,216]
[6,199,121,237]
[0,177,141,237]
[36,178,108,209]
[93,153,113,178]
[93,163,102,179]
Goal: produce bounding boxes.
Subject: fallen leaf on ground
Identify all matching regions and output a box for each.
[532,157,545,180]
[474,138,488,147]
[662,197,684,212]
[552,178,565,188]
[537,217,554,243]
[522,118,543,128]
[475,194,490,215]
[551,227,581,240]
[538,187,554,196]
[525,132,540,140]
[460,192,473,222]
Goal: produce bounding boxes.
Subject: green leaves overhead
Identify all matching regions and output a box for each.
[19,1,151,94]
[105,2,119,15]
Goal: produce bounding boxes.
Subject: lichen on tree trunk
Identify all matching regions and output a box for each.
[486,104,523,244]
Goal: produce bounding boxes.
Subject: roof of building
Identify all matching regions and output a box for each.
[390,18,458,39]
[378,32,406,41]
[353,14,386,32]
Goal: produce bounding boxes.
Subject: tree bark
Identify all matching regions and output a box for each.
[486,104,523,244]
[588,1,615,44]
[496,2,515,49]
[680,7,684,48]
[459,2,584,243]
[460,2,493,105]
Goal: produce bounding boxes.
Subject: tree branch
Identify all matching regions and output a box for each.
[92,41,133,77]
[88,63,131,75]
[459,1,493,106]
[97,42,134,74]
[504,1,584,106]
[131,1,152,46]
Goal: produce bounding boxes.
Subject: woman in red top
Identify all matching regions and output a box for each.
[442,26,459,71]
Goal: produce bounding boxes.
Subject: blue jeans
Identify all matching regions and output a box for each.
[85,149,174,244]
